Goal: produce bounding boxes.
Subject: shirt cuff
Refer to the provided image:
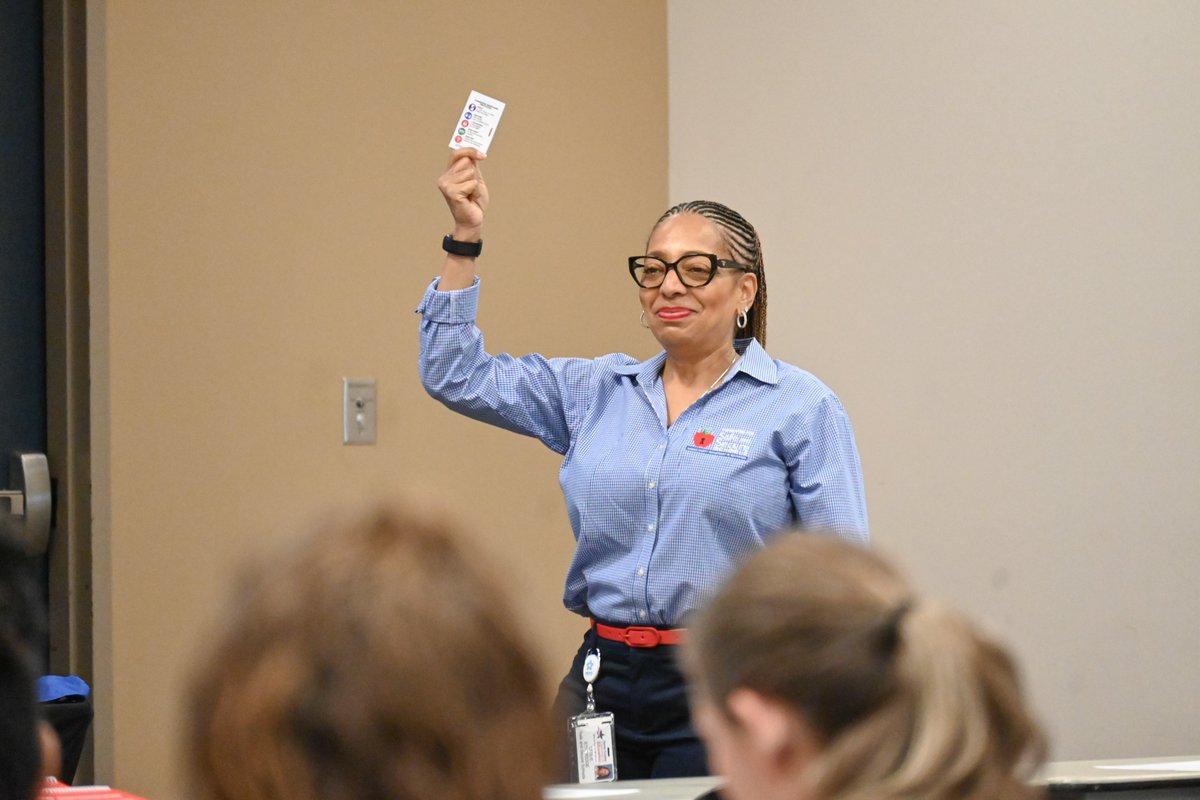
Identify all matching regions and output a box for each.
[414,276,481,323]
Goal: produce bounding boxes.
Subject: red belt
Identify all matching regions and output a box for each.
[591,618,686,647]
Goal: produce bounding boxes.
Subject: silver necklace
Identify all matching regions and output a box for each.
[707,353,739,392]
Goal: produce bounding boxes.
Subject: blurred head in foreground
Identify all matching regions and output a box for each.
[187,506,554,800]
[685,535,1046,800]
[0,523,59,800]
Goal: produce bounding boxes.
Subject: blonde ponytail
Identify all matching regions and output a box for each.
[686,535,1046,800]
[823,603,1047,800]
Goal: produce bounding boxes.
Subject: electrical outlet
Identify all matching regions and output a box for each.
[343,378,376,445]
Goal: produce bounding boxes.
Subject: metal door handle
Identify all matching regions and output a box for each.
[1,453,51,556]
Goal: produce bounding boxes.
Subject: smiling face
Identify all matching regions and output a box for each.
[639,213,758,359]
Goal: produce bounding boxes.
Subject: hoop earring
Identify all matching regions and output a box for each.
[640,310,650,329]
[736,308,749,329]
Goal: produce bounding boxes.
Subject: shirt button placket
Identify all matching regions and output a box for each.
[636,431,669,623]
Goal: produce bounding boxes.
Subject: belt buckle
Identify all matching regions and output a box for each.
[623,626,660,647]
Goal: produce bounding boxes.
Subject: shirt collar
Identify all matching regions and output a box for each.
[613,338,778,387]
[734,338,779,385]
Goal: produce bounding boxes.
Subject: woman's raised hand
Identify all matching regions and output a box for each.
[438,148,488,238]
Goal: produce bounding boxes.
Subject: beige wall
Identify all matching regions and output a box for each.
[670,1,1199,760]
[87,2,666,796]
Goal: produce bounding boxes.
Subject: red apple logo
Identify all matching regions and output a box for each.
[693,428,714,447]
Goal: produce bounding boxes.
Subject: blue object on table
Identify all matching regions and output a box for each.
[37,674,90,702]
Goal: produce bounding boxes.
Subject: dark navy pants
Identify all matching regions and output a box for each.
[553,624,708,780]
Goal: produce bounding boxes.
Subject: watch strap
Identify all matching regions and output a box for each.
[442,234,483,257]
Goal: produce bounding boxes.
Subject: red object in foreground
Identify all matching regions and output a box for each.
[39,778,149,800]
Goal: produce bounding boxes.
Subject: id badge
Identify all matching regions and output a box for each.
[567,648,617,783]
[568,711,618,783]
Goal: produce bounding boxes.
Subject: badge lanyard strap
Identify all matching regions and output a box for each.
[583,648,601,713]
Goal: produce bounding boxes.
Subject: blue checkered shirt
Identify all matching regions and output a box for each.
[417,278,868,625]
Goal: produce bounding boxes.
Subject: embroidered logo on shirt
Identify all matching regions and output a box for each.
[687,427,755,459]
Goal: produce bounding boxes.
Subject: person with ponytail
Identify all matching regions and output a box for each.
[685,534,1047,800]
[419,148,868,779]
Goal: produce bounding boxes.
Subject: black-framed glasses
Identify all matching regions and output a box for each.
[628,253,754,288]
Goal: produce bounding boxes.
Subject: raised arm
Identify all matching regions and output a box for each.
[436,148,487,291]
[419,147,596,454]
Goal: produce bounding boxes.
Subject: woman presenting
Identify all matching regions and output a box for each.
[418,148,869,779]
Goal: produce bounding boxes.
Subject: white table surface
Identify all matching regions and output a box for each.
[1036,756,1200,789]
[543,776,721,800]
[542,756,1200,799]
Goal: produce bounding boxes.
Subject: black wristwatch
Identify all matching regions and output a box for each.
[442,234,483,258]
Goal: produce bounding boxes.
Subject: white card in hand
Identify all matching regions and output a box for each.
[448,90,506,154]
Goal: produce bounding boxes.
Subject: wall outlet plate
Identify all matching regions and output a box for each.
[343,378,376,445]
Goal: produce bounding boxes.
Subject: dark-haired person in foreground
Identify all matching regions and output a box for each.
[186,506,555,800]
[0,526,60,800]
[685,534,1047,800]
[418,148,868,778]
[0,641,43,800]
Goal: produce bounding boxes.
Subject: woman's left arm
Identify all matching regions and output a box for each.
[786,393,869,543]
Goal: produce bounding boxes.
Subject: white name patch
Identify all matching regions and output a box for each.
[688,427,756,459]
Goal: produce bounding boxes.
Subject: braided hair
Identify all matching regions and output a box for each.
[656,200,767,346]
